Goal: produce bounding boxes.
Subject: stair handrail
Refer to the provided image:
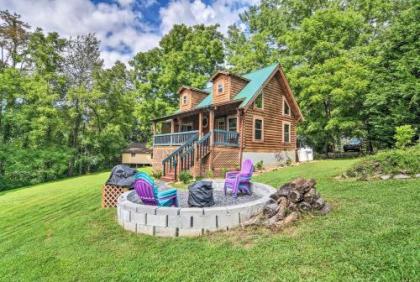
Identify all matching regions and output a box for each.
[162,133,198,178]
[196,132,211,160]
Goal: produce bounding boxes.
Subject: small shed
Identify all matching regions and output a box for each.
[121,143,152,167]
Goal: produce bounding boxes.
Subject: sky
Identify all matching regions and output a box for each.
[0,0,259,67]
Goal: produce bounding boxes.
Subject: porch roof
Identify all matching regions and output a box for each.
[151,99,242,122]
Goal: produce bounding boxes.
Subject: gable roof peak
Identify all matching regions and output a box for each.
[209,70,250,82]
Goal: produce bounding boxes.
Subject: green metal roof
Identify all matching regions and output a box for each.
[235,63,278,108]
[195,63,278,110]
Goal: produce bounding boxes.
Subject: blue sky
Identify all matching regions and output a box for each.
[0,0,259,67]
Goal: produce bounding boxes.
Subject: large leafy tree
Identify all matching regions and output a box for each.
[226,0,417,152]
[364,3,420,147]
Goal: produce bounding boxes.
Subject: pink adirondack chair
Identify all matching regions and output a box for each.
[224,159,254,198]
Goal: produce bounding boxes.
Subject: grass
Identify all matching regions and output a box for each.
[0,160,419,281]
[346,144,420,179]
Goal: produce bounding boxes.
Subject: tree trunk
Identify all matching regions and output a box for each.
[263,203,278,218]
[289,190,303,203]
[298,201,312,212]
[303,188,320,204]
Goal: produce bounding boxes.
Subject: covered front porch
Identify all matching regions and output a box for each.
[152,101,242,147]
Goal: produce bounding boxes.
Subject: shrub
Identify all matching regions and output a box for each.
[345,144,420,179]
[179,170,193,184]
[395,125,415,148]
[255,160,264,171]
[151,169,162,179]
[221,167,229,177]
[206,170,214,179]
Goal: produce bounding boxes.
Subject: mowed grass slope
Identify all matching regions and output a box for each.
[0,160,418,281]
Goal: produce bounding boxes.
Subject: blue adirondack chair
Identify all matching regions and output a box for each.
[134,172,178,207]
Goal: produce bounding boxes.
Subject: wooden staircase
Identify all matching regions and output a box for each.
[161,132,211,181]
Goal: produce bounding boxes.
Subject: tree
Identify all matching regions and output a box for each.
[62,34,103,175]
[364,3,420,147]
[0,10,30,69]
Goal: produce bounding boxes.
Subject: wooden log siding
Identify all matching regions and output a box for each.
[179,88,208,112]
[212,74,247,104]
[242,75,297,152]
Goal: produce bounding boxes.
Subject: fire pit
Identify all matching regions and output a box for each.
[116,179,275,237]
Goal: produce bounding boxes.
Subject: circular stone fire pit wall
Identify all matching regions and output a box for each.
[117,180,275,237]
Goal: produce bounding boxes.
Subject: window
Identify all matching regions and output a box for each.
[182,94,188,105]
[227,116,237,132]
[253,117,263,141]
[215,117,226,130]
[180,122,193,132]
[283,122,291,143]
[254,93,263,109]
[283,97,290,116]
[131,153,136,157]
[217,82,224,94]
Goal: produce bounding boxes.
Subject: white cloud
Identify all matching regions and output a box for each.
[0,0,258,67]
[159,0,259,34]
[0,0,160,67]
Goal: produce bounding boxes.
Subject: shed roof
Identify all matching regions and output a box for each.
[122,143,152,154]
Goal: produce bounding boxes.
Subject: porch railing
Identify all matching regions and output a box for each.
[154,130,198,146]
[214,129,239,147]
[162,134,198,179]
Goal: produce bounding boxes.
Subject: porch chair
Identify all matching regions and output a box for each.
[134,172,178,207]
[224,159,254,198]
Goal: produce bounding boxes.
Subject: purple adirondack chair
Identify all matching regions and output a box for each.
[134,179,178,207]
[224,159,254,198]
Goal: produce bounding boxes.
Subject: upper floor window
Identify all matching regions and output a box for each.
[253,117,263,142]
[182,94,188,105]
[283,97,290,116]
[217,82,224,94]
[254,93,264,109]
[283,122,291,143]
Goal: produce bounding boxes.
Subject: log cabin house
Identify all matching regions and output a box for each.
[151,63,303,181]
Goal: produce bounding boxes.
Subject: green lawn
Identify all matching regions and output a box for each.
[1,160,418,281]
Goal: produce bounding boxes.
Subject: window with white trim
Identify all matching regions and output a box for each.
[217,82,224,94]
[253,118,263,141]
[283,122,291,143]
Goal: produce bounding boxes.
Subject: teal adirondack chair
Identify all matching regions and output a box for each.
[134,172,178,206]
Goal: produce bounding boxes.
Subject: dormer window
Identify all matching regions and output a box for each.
[217,82,223,94]
[183,94,188,105]
[283,97,290,116]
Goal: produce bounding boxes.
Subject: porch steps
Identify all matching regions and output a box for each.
[161,171,176,182]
